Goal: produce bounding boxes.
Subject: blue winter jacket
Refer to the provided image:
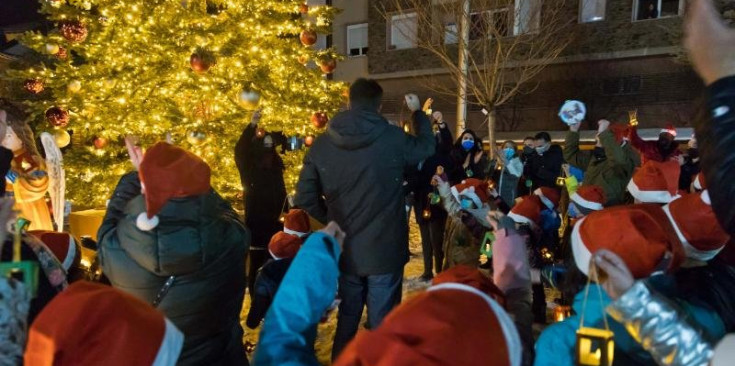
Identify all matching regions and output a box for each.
[534,283,725,366]
[253,232,341,366]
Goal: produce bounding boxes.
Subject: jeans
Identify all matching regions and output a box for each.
[417,216,446,277]
[331,270,404,360]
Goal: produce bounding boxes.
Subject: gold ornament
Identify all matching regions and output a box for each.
[45,44,60,55]
[238,90,261,110]
[54,129,71,148]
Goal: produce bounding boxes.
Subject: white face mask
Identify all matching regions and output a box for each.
[264,135,274,148]
[535,142,550,154]
[2,125,23,152]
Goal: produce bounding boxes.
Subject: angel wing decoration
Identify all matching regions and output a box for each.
[40,132,65,232]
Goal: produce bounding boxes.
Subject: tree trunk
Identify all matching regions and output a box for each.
[455,0,470,137]
[487,109,497,158]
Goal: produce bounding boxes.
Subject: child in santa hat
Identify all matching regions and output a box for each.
[24,281,184,366]
[246,209,311,329]
[433,175,493,269]
[98,140,249,366]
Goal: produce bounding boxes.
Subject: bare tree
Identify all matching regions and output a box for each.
[380,0,576,154]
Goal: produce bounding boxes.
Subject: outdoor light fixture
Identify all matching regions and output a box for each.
[554,305,573,322]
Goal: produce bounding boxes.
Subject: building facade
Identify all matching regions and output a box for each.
[329,0,735,139]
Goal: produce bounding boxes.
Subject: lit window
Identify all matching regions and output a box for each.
[580,0,606,22]
[634,0,683,20]
[388,12,418,50]
[347,23,368,57]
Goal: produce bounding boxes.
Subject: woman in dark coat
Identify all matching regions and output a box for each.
[449,129,489,184]
[235,111,287,299]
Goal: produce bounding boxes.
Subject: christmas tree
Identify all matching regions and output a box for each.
[2,0,345,207]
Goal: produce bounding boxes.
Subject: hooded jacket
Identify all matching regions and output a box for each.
[98,172,249,366]
[295,107,435,275]
[564,130,638,206]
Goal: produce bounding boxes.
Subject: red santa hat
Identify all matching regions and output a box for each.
[691,173,705,192]
[627,160,681,204]
[660,123,677,137]
[432,265,505,304]
[268,231,302,260]
[29,231,80,271]
[507,195,542,228]
[24,281,183,366]
[662,191,730,261]
[451,178,490,209]
[283,209,310,237]
[136,142,212,231]
[533,187,560,210]
[334,280,521,366]
[570,185,606,213]
[571,204,686,279]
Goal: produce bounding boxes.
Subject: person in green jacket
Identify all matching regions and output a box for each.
[564,120,639,206]
[98,140,250,366]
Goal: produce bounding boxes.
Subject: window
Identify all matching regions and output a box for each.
[515,0,541,35]
[601,76,641,95]
[388,12,418,50]
[470,9,510,40]
[444,22,458,44]
[347,23,368,57]
[634,0,683,20]
[579,0,606,22]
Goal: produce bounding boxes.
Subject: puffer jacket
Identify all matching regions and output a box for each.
[564,130,638,206]
[295,107,435,276]
[98,172,250,366]
[697,75,735,236]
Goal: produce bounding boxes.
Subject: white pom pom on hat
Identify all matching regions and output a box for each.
[136,212,160,231]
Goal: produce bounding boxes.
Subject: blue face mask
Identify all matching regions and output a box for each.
[504,147,515,160]
[462,140,475,151]
[460,198,475,210]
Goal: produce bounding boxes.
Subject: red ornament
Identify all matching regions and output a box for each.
[45,107,69,128]
[299,3,309,14]
[56,47,68,60]
[190,50,216,73]
[305,135,315,147]
[318,59,337,74]
[256,128,266,138]
[93,137,108,149]
[23,79,44,94]
[60,20,88,43]
[300,30,318,46]
[311,112,328,129]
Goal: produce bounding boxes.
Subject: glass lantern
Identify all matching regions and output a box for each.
[575,327,614,366]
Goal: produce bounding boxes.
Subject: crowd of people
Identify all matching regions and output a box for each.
[1,0,734,365]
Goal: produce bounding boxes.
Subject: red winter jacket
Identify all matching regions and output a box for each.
[629,126,681,165]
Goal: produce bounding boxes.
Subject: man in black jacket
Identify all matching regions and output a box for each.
[525,132,564,191]
[687,0,735,236]
[295,79,435,359]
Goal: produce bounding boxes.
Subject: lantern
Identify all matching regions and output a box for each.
[553,305,573,322]
[422,208,431,220]
[628,110,638,127]
[556,176,567,187]
[576,327,614,366]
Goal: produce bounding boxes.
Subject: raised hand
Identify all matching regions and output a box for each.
[593,249,634,300]
[598,119,611,133]
[570,122,582,133]
[405,94,421,112]
[250,110,263,126]
[125,135,144,170]
[684,0,735,85]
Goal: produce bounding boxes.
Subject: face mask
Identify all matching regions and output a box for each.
[504,147,515,160]
[592,146,606,160]
[535,143,550,155]
[460,198,475,210]
[461,140,475,151]
[522,146,534,156]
